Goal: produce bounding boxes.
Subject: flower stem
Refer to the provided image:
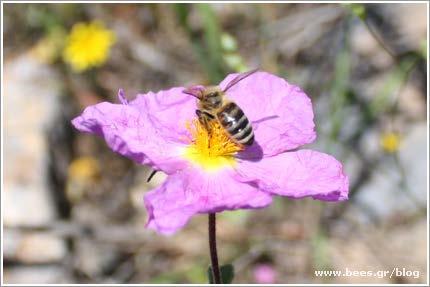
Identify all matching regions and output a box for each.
[209,213,221,284]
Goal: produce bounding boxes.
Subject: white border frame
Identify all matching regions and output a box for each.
[1,1,428,286]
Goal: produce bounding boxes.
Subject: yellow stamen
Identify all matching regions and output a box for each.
[184,119,244,172]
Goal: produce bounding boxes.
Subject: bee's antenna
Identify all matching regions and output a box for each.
[223,69,259,93]
[183,86,204,99]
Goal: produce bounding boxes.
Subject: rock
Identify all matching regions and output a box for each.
[4,230,67,263]
[390,4,427,51]
[4,53,62,227]
[3,229,21,259]
[3,266,71,284]
[397,123,427,205]
[74,239,120,277]
[380,218,427,283]
[342,151,364,188]
[129,168,167,211]
[350,23,393,69]
[355,123,426,221]
[398,82,426,121]
[19,232,67,264]
[329,237,391,283]
[358,128,381,160]
[71,202,108,226]
[4,186,56,227]
[350,23,380,57]
[354,158,416,221]
[329,218,426,283]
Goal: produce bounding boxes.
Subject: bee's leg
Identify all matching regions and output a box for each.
[196,110,214,131]
[196,110,216,148]
[195,110,205,125]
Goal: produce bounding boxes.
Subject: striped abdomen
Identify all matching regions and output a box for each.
[217,102,254,146]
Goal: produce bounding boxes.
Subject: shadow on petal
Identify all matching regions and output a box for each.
[236,141,264,162]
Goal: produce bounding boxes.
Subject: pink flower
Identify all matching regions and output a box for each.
[253,264,277,284]
[72,71,349,235]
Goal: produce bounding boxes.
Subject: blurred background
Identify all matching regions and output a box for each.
[2,3,427,284]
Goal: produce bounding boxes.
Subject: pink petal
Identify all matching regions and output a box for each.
[144,168,273,235]
[72,97,189,174]
[234,150,349,201]
[118,88,128,105]
[129,87,196,140]
[219,71,316,156]
[253,264,277,284]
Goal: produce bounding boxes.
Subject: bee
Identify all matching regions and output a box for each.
[183,69,258,147]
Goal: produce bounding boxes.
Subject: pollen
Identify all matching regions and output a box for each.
[184,119,244,171]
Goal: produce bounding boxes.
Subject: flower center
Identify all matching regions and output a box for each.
[184,119,244,171]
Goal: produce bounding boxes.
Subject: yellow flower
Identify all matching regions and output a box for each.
[68,156,101,181]
[66,156,101,202]
[63,21,116,72]
[380,132,401,153]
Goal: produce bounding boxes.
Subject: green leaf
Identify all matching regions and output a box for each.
[196,3,225,83]
[207,264,235,284]
[343,3,367,20]
[221,33,238,52]
[173,4,190,29]
[311,228,331,270]
[420,40,427,60]
[207,267,214,284]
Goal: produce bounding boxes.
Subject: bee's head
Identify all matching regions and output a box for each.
[201,86,223,109]
[184,86,223,109]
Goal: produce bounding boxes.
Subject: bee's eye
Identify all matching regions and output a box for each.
[206,92,218,98]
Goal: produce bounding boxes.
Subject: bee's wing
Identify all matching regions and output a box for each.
[223,69,259,92]
[183,85,204,99]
